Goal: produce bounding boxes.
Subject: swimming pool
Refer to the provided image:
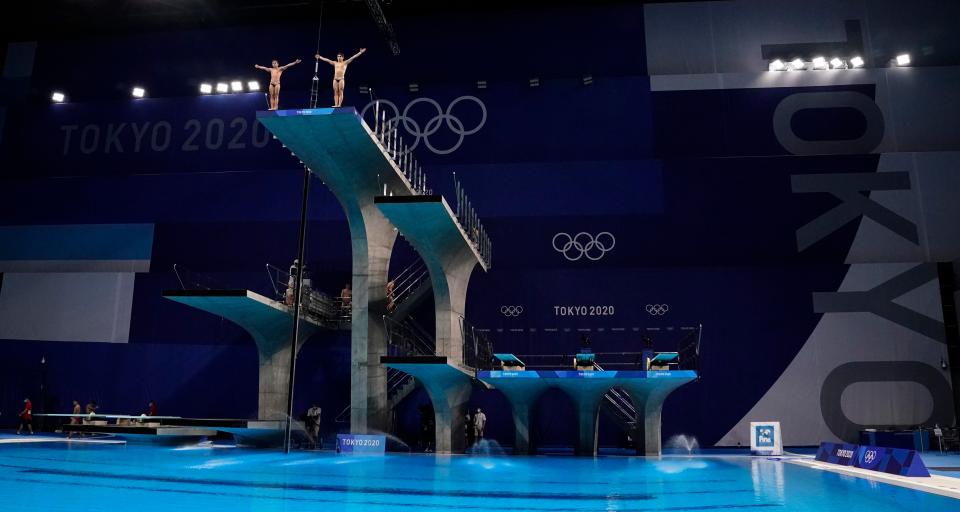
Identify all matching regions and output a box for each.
[0,442,954,511]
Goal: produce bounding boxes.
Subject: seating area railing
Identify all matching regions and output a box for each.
[265,263,350,329]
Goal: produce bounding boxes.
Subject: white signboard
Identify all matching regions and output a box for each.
[750,421,783,456]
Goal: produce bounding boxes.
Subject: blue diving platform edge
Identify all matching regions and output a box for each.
[256,107,357,118]
[479,370,698,379]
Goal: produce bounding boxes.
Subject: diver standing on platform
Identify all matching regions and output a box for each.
[315,49,366,107]
[254,58,302,110]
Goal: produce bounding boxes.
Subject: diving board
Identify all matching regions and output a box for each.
[479,370,697,455]
[163,289,318,421]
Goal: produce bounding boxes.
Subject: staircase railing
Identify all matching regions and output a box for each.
[595,362,639,427]
[676,324,703,378]
[383,315,436,357]
[388,261,430,313]
[459,316,496,372]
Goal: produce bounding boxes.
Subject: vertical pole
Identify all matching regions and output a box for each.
[285,165,311,454]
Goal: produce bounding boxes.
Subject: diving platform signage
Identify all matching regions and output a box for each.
[336,434,386,454]
[814,442,930,477]
[749,421,782,456]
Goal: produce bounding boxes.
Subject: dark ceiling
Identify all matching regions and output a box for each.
[2,0,696,43]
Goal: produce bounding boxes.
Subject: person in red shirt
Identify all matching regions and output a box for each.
[17,398,33,435]
[147,401,158,417]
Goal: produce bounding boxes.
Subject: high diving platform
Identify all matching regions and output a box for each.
[163,289,319,421]
[478,369,697,456]
[257,107,420,434]
[375,193,490,454]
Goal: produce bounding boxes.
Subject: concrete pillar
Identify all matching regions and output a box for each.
[421,377,473,453]
[348,206,397,434]
[258,343,293,420]
[381,358,474,453]
[622,384,677,456]
[573,393,602,456]
[489,385,547,454]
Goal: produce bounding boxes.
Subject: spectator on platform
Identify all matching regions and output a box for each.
[16,398,33,435]
[385,280,396,312]
[286,259,300,306]
[473,408,487,440]
[306,404,322,449]
[340,283,352,314]
[67,400,82,438]
[84,400,98,423]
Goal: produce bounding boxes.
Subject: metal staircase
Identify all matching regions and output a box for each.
[335,315,436,424]
[595,362,641,436]
[386,260,431,320]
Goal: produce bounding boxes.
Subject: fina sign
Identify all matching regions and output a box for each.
[750,421,783,456]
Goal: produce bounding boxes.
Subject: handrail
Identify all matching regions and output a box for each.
[265,262,351,329]
[391,266,429,310]
[459,315,495,372]
[391,260,424,287]
[373,105,432,197]
[383,315,436,356]
[171,264,228,291]
[453,174,492,269]
[174,264,187,290]
[594,361,639,424]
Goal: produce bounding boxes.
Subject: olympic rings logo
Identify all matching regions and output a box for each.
[361,96,487,155]
[645,304,669,316]
[551,232,616,261]
[500,306,524,317]
[863,450,877,464]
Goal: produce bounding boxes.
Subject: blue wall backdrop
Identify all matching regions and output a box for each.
[1,0,958,448]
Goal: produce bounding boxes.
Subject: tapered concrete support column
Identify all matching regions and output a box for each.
[163,290,317,420]
[551,380,611,456]
[382,356,475,453]
[347,206,398,434]
[375,196,489,367]
[573,394,603,455]
[476,377,548,454]
[258,108,418,434]
[621,380,694,456]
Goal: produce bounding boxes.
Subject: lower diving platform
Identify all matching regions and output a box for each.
[478,369,697,455]
[163,289,320,421]
[381,356,474,454]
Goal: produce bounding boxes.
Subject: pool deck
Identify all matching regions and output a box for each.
[0,432,126,445]
[787,455,960,500]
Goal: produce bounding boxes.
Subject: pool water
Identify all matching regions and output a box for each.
[0,442,955,511]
